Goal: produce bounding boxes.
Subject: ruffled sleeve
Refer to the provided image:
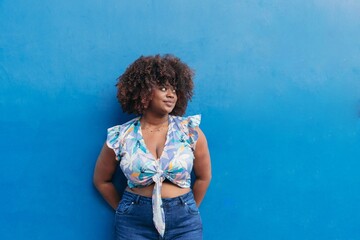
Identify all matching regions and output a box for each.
[187,114,201,150]
[106,125,123,161]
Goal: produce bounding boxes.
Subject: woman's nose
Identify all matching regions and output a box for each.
[166,89,175,98]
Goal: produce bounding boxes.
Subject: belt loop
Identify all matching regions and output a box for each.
[179,195,186,205]
[134,195,140,204]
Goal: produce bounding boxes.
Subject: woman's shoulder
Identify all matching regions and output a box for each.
[108,117,140,129]
[108,116,140,132]
[171,114,201,128]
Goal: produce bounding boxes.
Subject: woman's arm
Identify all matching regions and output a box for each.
[93,142,120,210]
[192,127,212,207]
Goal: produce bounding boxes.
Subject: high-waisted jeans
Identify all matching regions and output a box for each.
[114,190,203,240]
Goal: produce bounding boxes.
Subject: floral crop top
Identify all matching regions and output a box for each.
[106,114,201,236]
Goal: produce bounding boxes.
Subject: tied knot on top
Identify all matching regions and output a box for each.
[152,169,165,182]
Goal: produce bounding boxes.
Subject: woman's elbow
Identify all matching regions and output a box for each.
[197,173,212,183]
[206,174,212,183]
[93,174,102,190]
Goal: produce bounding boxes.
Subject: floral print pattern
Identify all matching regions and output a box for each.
[106,114,201,237]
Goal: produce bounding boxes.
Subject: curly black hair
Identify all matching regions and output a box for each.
[116,54,194,116]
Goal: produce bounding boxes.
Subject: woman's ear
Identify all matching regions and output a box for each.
[148,88,154,100]
[143,91,152,109]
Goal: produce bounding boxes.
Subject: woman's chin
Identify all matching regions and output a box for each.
[166,107,175,114]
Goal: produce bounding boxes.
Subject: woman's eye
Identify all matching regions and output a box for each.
[159,86,176,93]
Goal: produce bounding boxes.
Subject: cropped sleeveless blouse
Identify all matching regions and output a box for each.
[106,114,201,236]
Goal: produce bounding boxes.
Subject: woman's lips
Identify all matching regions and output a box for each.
[164,101,175,107]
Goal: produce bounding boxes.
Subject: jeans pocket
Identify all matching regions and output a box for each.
[116,199,135,215]
[184,199,199,215]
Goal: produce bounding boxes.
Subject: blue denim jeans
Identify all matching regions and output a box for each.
[114,190,203,240]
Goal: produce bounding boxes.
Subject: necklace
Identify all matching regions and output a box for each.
[141,119,168,133]
[142,125,168,132]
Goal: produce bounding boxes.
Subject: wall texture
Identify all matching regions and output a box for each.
[1,1,360,239]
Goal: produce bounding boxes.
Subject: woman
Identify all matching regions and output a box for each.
[93,54,212,240]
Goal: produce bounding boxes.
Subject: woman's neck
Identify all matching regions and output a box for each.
[141,112,169,127]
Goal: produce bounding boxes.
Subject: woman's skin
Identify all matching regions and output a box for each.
[93,83,212,210]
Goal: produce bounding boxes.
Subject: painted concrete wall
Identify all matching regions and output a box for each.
[1,1,360,239]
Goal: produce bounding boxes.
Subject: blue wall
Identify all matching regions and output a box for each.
[1,1,360,239]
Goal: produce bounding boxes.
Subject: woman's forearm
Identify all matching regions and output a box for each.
[95,181,120,210]
[192,178,211,207]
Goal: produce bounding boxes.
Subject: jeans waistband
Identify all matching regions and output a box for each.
[122,189,194,206]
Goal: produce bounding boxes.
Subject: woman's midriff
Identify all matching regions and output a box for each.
[126,181,191,198]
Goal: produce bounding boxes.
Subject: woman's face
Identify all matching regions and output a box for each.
[147,83,177,115]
